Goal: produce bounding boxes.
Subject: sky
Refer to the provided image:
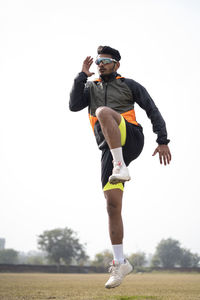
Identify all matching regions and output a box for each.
[0,0,200,260]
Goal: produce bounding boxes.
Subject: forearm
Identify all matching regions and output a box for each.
[135,83,170,144]
[148,107,170,145]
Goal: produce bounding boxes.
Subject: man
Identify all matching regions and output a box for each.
[69,46,171,288]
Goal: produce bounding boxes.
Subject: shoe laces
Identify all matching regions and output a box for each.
[113,161,123,173]
[108,260,120,275]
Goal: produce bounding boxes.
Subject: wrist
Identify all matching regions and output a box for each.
[80,71,88,78]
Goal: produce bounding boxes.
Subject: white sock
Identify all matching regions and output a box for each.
[110,147,125,165]
[112,244,125,264]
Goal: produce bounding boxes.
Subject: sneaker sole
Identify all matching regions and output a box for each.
[108,175,131,185]
[105,281,121,289]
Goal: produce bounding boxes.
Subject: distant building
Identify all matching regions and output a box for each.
[0,238,6,250]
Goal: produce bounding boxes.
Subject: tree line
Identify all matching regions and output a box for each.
[0,227,199,269]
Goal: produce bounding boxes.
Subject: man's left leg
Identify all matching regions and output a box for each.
[104,188,133,289]
[105,189,123,246]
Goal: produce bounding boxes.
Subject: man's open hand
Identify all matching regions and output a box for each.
[152,144,172,165]
[82,56,95,77]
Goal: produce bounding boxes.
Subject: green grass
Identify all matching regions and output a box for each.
[0,273,200,300]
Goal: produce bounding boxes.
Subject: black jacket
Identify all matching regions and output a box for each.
[69,72,170,148]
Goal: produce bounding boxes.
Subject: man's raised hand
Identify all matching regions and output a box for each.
[82,56,95,77]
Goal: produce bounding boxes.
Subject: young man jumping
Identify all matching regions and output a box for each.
[69,46,171,288]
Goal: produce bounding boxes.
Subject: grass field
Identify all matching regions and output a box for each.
[0,273,200,300]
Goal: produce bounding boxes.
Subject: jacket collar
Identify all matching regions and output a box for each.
[100,72,119,82]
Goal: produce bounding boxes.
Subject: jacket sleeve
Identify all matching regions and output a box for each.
[69,72,90,111]
[125,79,170,145]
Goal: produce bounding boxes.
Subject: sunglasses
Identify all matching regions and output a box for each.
[95,57,117,65]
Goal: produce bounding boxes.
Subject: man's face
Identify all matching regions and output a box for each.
[97,54,120,76]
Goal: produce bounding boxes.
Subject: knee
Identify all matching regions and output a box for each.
[106,199,121,218]
[95,106,110,120]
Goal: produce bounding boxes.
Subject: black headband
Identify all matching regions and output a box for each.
[97,46,121,61]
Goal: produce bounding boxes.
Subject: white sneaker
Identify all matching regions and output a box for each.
[105,259,133,289]
[109,161,131,184]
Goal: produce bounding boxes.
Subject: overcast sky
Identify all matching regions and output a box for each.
[0,0,200,259]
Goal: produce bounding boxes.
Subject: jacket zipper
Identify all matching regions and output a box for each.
[104,83,108,106]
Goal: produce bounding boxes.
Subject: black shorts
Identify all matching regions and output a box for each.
[101,118,144,191]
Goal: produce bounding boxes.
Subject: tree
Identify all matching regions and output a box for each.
[179,248,193,267]
[191,253,200,267]
[154,238,182,268]
[151,254,161,267]
[128,252,146,268]
[179,249,200,268]
[0,249,19,264]
[38,227,88,265]
[91,250,113,268]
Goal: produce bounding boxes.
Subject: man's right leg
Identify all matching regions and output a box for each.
[96,106,130,184]
[95,106,122,149]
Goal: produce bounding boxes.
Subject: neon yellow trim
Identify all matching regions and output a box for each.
[119,116,126,146]
[103,182,124,192]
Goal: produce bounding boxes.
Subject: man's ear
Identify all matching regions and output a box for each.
[115,61,120,71]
